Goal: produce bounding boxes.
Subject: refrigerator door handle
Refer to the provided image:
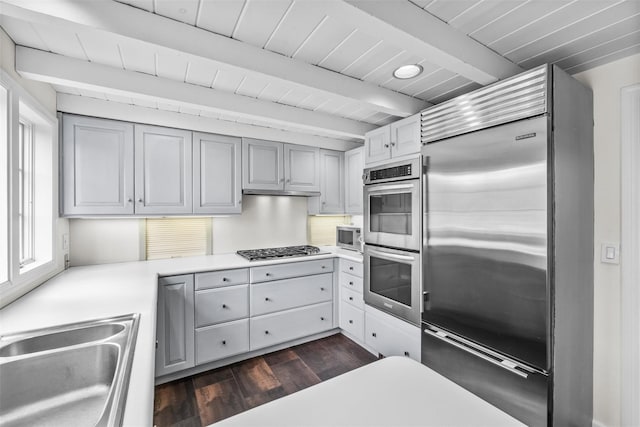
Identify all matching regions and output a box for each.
[423,328,529,379]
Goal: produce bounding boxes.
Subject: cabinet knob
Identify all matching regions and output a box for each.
[127,198,133,203]
[320,317,325,321]
[155,340,158,349]
[391,142,396,147]
[286,178,290,183]
[222,277,229,282]
[349,296,353,301]
[222,304,227,309]
[372,332,377,337]
[137,198,143,203]
[349,281,353,286]
[265,297,270,301]
[404,351,410,357]
[349,320,353,324]
[349,266,354,271]
[321,265,326,269]
[222,340,227,345]
[384,144,389,148]
[265,330,270,335]
[320,287,325,291]
[265,273,272,276]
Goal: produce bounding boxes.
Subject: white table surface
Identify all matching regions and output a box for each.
[215,356,526,427]
[0,247,358,426]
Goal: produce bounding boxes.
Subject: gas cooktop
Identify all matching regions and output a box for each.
[236,245,323,261]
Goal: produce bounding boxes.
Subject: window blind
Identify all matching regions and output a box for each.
[146,217,211,260]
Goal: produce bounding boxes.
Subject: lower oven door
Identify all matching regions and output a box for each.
[364,245,421,325]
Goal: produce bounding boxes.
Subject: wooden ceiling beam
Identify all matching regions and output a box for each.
[16,47,376,139]
[1,0,428,117]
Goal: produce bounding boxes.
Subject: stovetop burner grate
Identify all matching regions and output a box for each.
[236,245,322,261]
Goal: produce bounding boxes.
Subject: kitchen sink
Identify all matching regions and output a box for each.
[0,313,140,427]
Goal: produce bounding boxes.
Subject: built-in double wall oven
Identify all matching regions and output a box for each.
[363,156,422,325]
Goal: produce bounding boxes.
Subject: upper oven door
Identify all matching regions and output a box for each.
[364,179,421,251]
[364,245,421,325]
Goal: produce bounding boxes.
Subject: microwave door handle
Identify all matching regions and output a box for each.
[367,249,416,262]
[366,183,415,193]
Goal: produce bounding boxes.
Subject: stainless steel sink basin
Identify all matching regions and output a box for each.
[0,313,140,427]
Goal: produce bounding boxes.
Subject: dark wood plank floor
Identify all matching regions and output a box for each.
[153,333,377,427]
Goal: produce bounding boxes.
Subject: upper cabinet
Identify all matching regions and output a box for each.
[193,133,241,214]
[317,149,345,214]
[344,147,364,215]
[61,115,135,215]
[242,138,319,193]
[134,125,193,215]
[61,114,240,216]
[364,114,421,165]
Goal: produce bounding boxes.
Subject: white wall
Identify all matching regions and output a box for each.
[0,28,69,307]
[69,219,143,267]
[573,52,640,427]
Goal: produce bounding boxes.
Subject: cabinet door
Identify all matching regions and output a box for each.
[364,310,421,362]
[364,126,391,164]
[390,114,421,158]
[156,275,195,377]
[344,147,364,214]
[61,115,134,215]
[242,138,283,191]
[193,132,241,214]
[284,144,320,192]
[135,125,192,214]
[318,149,344,213]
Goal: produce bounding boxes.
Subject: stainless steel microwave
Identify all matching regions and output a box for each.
[336,225,362,252]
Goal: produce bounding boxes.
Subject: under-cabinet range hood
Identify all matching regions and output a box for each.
[242,189,320,197]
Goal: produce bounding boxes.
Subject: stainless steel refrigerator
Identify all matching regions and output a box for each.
[420,65,593,426]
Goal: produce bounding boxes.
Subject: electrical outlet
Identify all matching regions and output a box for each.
[600,242,620,264]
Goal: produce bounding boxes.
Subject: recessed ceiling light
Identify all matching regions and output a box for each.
[393,64,423,79]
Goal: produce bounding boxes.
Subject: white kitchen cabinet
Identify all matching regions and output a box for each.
[344,147,364,214]
[250,302,333,351]
[156,274,195,377]
[242,138,283,191]
[364,306,421,362]
[61,114,134,215]
[250,258,333,283]
[340,302,365,342]
[194,284,249,327]
[251,273,333,316]
[284,144,320,192]
[193,132,242,214]
[135,124,192,214]
[338,258,365,346]
[195,319,250,365]
[242,138,320,193]
[308,149,345,214]
[364,114,420,165]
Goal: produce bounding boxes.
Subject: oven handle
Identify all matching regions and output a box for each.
[367,248,416,262]
[365,183,416,193]
[423,328,530,379]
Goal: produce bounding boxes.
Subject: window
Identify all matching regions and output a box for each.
[18,120,35,267]
[1,70,59,306]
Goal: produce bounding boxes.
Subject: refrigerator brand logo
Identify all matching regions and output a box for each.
[515,132,537,141]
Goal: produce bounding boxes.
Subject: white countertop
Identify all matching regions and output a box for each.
[215,356,525,427]
[0,246,360,426]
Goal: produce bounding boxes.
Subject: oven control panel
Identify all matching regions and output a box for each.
[364,156,421,184]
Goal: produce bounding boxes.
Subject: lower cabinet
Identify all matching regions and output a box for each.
[196,319,250,365]
[339,302,364,342]
[364,307,421,362]
[156,275,195,377]
[250,302,333,350]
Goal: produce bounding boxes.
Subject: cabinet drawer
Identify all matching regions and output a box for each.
[340,259,363,277]
[341,286,364,310]
[251,274,332,316]
[195,269,249,290]
[339,271,363,294]
[251,259,334,283]
[195,284,249,328]
[250,302,333,351]
[339,303,364,342]
[195,319,249,365]
[364,312,421,362]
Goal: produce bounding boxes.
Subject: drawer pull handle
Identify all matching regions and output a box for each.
[321,265,326,269]
[265,297,270,301]
[349,297,353,301]
[404,351,410,357]
[222,304,228,309]
[222,277,229,282]
[265,330,270,335]
[348,320,353,324]
[349,281,354,285]
[265,273,272,276]
[349,266,354,271]
[222,340,227,345]
[372,332,377,337]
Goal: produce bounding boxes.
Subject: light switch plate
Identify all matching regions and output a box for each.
[600,242,620,264]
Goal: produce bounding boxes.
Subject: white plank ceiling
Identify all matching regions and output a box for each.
[1,0,638,147]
